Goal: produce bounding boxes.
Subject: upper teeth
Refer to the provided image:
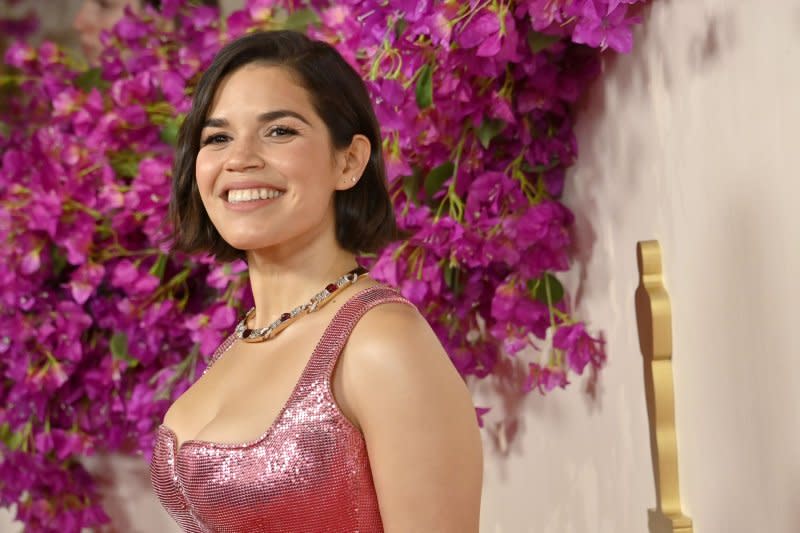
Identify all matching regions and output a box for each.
[227,188,283,203]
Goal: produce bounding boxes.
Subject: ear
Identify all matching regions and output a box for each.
[335,134,371,191]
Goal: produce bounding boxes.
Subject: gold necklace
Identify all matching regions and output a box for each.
[234,266,368,343]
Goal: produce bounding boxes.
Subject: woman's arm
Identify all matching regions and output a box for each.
[340,302,484,533]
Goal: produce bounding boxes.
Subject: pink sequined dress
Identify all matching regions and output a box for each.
[150,285,412,532]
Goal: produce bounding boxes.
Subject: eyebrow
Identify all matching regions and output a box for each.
[202,109,312,129]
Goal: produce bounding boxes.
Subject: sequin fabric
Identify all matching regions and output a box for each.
[150,286,413,533]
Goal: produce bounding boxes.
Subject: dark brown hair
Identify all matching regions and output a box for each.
[169,31,397,261]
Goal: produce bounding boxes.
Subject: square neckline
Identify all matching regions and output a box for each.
[158,284,389,454]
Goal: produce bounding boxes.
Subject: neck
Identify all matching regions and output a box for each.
[245,240,360,329]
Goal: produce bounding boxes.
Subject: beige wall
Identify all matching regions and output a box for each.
[3,0,799,531]
[478,0,800,531]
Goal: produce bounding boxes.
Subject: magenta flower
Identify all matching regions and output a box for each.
[553,322,605,374]
[521,0,570,32]
[3,40,35,68]
[19,248,41,275]
[457,11,501,51]
[68,262,105,305]
[524,363,569,393]
[475,406,491,428]
[572,0,641,52]
[0,9,38,40]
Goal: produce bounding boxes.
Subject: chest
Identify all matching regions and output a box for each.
[151,375,379,532]
[151,399,381,532]
[163,316,334,448]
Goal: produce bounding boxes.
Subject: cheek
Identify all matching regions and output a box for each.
[278,143,337,189]
[194,151,219,195]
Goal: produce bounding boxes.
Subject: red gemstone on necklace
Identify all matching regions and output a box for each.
[280,312,291,322]
[326,283,338,292]
[242,328,252,338]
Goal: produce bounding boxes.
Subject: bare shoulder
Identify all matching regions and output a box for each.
[338,296,483,532]
[343,298,460,395]
[348,298,441,361]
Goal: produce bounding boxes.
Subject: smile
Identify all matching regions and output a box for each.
[226,187,285,204]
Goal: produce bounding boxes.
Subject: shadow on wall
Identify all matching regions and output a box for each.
[567,0,739,329]
[483,0,743,458]
[477,355,572,460]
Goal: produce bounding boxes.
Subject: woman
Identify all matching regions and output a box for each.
[150,30,483,532]
[72,0,217,63]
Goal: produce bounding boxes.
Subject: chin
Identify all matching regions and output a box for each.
[220,234,284,253]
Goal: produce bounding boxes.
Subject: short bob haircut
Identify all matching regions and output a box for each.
[169,30,397,262]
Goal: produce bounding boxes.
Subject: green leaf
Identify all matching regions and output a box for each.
[0,74,17,85]
[110,332,129,360]
[402,169,423,205]
[283,8,320,31]
[477,118,507,149]
[110,153,140,178]
[443,263,464,297]
[528,272,565,305]
[527,31,561,54]
[6,429,24,451]
[149,253,169,279]
[159,115,183,146]
[50,245,68,278]
[110,332,139,367]
[74,67,107,91]
[394,17,409,40]
[424,161,454,199]
[415,63,434,110]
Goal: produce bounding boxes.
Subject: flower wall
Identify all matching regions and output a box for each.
[0,0,645,529]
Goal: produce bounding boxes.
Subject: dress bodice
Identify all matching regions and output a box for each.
[150,285,412,532]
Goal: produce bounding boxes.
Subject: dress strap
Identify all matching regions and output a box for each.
[202,332,236,376]
[312,284,415,378]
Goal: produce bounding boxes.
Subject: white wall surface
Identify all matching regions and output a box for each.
[3,0,799,531]
[478,0,800,532]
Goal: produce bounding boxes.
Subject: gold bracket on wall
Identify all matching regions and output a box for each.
[635,241,693,533]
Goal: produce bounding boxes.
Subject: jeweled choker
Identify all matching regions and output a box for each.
[234,266,368,343]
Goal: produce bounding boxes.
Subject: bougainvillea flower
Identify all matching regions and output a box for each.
[572,0,640,52]
[553,322,605,374]
[68,262,106,305]
[524,363,569,393]
[475,406,491,428]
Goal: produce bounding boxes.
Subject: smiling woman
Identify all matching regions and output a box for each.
[170,32,398,262]
[153,30,483,533]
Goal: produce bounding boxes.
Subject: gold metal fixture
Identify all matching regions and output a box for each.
[635,240,694,533]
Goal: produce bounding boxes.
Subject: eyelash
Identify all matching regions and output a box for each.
[201,126,299,146]
[201,134,230,146]
[267,126,298,137]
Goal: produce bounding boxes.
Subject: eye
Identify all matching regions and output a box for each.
[266,125,298,138]
[201,133,230,146]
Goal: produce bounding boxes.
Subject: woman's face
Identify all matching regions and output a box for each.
[195,63,352,255]
[72,0,142,63]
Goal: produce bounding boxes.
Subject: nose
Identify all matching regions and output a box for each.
[223,136,266,173]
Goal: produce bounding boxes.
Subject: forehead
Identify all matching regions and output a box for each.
[206,63,314,117]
